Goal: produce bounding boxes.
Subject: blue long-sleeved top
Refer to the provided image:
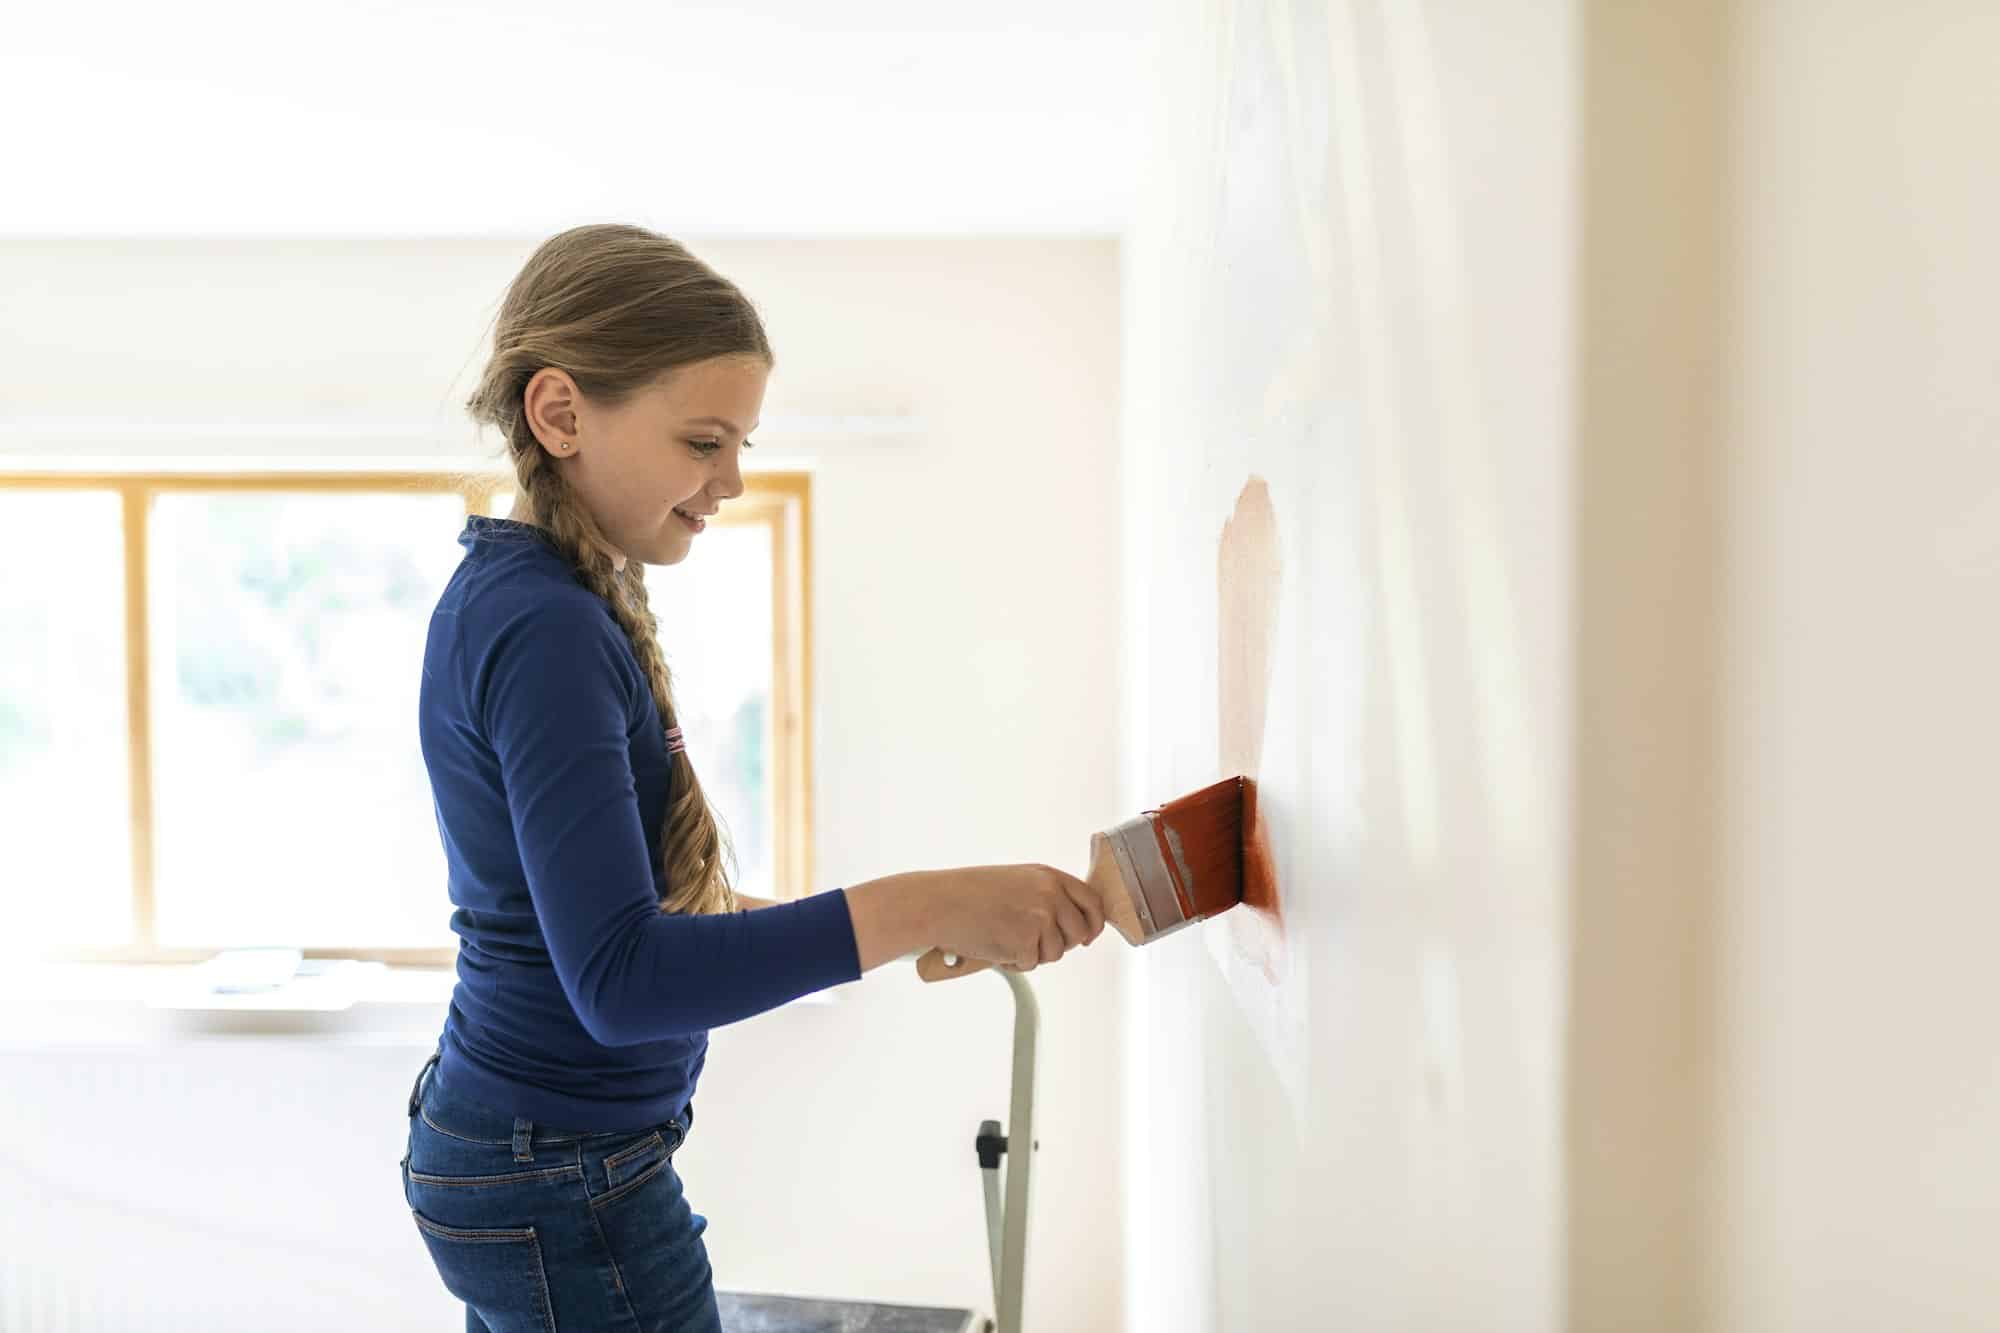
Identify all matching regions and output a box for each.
[419,514,861,1130]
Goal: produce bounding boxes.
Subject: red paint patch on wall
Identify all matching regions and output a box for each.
[1218,478,1286,984]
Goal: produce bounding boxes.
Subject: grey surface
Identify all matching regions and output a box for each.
[718,1293,983,1332]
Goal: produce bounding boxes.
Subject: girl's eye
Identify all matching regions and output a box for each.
[690,438,722,454]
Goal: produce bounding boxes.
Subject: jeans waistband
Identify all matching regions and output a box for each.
[406,1044,688,1161]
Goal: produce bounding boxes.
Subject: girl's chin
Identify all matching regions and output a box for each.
[644,534,694,566]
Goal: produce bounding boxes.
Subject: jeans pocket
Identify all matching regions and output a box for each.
[588,1156,721,1332]
[601,1130,670,1195]
[409,1207,557,1333]
[595,1114,687,1202]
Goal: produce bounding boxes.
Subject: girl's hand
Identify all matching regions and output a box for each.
[843,863,1103,974]
[931,862,1104,972]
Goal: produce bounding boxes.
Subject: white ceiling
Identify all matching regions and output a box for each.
[5,0,1153,239]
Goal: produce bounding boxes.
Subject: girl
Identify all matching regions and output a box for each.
[400,223,1103,1332]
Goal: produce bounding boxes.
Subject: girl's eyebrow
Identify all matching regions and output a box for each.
[684,415,759,436]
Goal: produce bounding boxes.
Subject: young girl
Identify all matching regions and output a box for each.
[400,223,1103,1332]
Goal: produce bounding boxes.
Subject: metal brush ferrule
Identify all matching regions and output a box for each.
[1104,813,1193,943]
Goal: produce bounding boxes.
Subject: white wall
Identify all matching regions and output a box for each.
[1568,1,1728,1326]
[1712,3,2000,1327]
[1121,2,2000,1331]
[0,236,1126,1328]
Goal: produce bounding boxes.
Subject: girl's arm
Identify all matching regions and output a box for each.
[478,594,1091,1041]
[484,597,865,1044]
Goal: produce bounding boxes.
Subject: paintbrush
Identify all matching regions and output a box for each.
[915,776,1248,982]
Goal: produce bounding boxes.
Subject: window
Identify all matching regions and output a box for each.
[0,471,813,966]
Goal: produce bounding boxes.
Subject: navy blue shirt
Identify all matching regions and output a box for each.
[418,514,862,1130]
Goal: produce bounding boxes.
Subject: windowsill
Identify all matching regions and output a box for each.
[0,959,836,1049]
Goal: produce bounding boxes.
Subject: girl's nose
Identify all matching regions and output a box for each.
[717,447,747,499]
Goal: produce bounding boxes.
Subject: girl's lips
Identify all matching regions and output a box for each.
[674,508,707,533]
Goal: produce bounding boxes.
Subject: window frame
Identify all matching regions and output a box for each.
[0,468,814,968]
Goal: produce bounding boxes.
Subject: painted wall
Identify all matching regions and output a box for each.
[1120,1,1576,1327]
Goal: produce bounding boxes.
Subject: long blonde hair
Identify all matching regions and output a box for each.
[464,223,773,917]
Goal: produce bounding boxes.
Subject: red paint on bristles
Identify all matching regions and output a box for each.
[1147,776,1247,922]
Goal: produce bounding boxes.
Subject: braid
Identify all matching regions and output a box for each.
[515,446,739,917]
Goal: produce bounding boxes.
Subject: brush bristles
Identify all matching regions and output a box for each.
[1152,776,1246,919]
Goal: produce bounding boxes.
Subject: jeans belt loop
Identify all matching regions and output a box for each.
[407,1048,441,1118]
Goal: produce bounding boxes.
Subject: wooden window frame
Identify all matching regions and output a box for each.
[1,469,813,968]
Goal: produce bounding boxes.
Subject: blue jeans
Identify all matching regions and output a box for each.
[401,1047,722,1332]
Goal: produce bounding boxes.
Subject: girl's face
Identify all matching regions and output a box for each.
[524,354,764,569]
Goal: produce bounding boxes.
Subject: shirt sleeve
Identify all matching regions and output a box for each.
[479,594,862,1046]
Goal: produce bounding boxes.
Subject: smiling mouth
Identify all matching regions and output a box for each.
[673,507,710,532]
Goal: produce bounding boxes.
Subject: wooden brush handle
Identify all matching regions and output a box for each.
[915,948,994,982]
[914,834,1147,983]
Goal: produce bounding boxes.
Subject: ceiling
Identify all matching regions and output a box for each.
[5,0,1153,239]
